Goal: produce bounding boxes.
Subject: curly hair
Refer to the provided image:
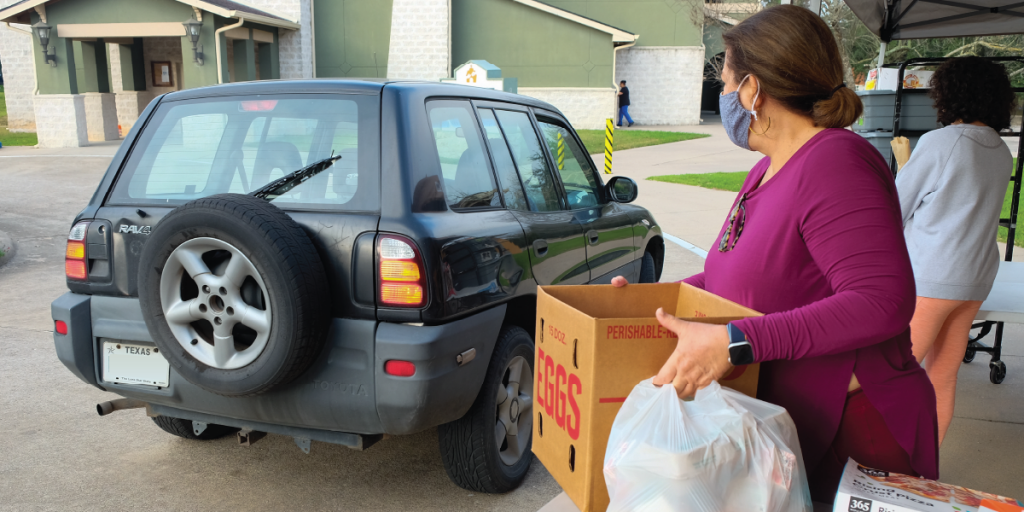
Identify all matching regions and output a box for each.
[929,57,1016,131]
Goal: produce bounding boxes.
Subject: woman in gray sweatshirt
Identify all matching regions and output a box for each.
[896,56,1015,444]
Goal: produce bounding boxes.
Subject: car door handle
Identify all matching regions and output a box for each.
[533,239,549,257]
[587,230,600,246]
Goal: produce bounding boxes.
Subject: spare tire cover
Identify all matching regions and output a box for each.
[138,193,330,396]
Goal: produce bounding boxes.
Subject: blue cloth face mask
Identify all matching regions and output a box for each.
[719,75,760,150]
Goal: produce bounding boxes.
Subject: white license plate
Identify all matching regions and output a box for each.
[101,341,170,387]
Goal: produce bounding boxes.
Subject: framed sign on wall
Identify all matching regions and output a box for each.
[152,61,173,87]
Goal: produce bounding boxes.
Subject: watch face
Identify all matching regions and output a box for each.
[729,341,754,366]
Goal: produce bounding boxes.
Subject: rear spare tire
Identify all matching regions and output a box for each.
[138,194,330,397]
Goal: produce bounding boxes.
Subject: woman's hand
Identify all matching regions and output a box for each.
[652,308,734,399]
[611,276,629,288]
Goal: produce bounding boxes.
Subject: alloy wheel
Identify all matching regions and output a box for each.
[158,237,272,370]
[495,355,534,466]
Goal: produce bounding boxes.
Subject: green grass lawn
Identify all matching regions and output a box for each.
[999,185,1023,247]
[648,171,748,192]
[650,170,1024,247]
[577,129,708,155]
[0,85,39,147]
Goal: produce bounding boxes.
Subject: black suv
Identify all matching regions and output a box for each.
[50,79,664,493]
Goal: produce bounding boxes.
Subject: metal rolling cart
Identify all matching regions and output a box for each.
[891,57,1024,384]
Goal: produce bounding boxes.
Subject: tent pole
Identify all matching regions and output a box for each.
[876,41,888,67]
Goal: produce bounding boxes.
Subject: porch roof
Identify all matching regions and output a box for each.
[0,0,299,30]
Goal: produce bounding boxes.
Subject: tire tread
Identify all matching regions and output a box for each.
[151,416,237,440]
[438,325,534,493]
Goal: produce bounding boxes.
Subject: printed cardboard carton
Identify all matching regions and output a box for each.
[866,67,934,90]
[835,459,1022,512]
[533,283,762,512]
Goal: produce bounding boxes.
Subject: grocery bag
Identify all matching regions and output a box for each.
[603,379,811,512]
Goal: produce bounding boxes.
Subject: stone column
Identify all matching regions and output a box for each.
[76,40,119,141]
[30,19,91,147]
[114,40,149,136]
[34,94,89,147]
[232,36,256,82]
[83,93,119,141]
[258,37,279,80]
[387,0,450,80]
[115,92,151,136]
[118,40,146,92]
[0,25,38,132]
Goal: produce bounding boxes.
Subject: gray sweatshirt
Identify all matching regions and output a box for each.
[896,124,1012,301]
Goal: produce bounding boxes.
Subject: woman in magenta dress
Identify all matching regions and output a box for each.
[614,5,938,501]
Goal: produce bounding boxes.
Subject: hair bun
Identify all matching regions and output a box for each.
[813,86,862,129]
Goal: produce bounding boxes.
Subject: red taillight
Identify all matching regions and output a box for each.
[239,100,278,112]
[65,221,90,281]
[55,320,68,335]
[65,260,87,280]
[378,235,426,307]
[381,283,424,305]
[385,360,416,377]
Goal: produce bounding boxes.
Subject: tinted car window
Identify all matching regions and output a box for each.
[477,108,528,211]
[427,101,500,209]
[494,110,561,212]
[109,95,379,211]
[538,119,602,209]
[139,113,228,196]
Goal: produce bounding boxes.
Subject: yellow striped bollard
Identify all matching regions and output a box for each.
[557,132,565,170]
[603,118,614,174]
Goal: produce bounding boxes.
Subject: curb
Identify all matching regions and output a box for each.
[0,231,15,269]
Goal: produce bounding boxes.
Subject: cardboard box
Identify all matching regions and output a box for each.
[834,459,1022,512]
[866,67,933,90]
[533,283,762,512]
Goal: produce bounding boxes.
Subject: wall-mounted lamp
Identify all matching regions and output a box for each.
[182,15,204,65]
[32,21,56,67]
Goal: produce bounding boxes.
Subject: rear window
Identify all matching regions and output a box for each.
[108,94,380,211]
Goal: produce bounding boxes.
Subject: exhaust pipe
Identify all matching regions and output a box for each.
[96,399,147,416]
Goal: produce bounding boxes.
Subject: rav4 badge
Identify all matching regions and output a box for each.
[119,224,152,235]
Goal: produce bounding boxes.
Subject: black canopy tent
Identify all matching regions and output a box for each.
[844,0,1024,385]
[845,0,1024,41]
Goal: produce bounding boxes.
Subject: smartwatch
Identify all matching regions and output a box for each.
[726,323,755,366]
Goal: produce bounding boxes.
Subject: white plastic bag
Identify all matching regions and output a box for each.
[603,379,812,512]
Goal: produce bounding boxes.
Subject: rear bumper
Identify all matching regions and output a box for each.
[51,292,505,436]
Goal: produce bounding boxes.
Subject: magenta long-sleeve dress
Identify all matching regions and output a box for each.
[684,128,939,479]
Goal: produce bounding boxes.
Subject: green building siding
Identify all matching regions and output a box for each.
[545,0,703,47]
[45,0,195,24]
[313,0,393,78]
[703,23,726,59]
[452,0,613,88]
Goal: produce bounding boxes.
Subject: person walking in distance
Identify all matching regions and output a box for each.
[617,80,634,127]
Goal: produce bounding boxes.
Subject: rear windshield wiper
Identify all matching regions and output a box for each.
[249,154,343,201]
